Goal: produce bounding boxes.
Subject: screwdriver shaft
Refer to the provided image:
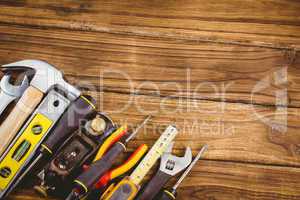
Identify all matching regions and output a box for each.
[125,115,151,143]
[172,144,208,190]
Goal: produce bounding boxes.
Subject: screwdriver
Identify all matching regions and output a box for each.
[156,145,208,200]
[6,95,97,195]
[100,125,178,200]
[66,115,151,200]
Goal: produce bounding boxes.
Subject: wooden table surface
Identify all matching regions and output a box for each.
[0,1,300,200]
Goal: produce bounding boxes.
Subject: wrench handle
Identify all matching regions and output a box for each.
[0,86,43,156]
[136,170,172,200]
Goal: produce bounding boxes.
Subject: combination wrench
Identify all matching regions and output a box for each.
[0,74,28,116]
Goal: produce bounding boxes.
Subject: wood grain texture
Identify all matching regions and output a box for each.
[0,25,299,107]
[175,160,300,200]
[0,0,299,49]
[91,91,300,167]
[0,0,299,200]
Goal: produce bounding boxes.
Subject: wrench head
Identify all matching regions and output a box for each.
[159,143,192,176]
[0,74,29,97]
[2,60,80,99]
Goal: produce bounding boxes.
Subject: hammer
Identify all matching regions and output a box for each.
[0,60,84,198]
[0,60,81,156]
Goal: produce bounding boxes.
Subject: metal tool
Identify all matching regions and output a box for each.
[0,60,80,156]
[82,124,129,200]
[0,89,71,198]
[34,112,115,198]
[9,95,97,197]
[156,145,208,200]
[85,143,148,200]
[66,116,151,200]
[136,143,192,200]
[0,60,81,198]
[92,125,128,163]
[100,125,178,200]
[0,74,28,116]
[94,144,148,190]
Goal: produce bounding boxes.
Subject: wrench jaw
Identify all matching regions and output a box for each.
[2,60,81,100]
[0,74,29,97]
[159,144,192,176]
[0,74,29,116]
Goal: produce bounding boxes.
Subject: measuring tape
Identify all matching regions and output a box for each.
[101,125,178,200]
[130,125,178,185]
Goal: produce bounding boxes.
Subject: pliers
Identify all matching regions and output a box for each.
[95,144,148,189]
[66,116,151,200]
[81,125,148,197]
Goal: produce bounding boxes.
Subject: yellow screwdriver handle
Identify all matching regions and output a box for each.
[100,177,138,200]
[100,125,178,200]
[100,183,116,200]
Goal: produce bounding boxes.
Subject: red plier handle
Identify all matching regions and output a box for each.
[95,144,148,189]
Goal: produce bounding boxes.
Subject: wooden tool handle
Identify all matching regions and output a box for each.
[136,170,172,200]
[0,86,43,156]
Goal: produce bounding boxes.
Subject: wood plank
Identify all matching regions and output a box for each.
[80,91,300,167]
[0,2,299,199]
[175,160,300,200]
[289,53,300,107]
[7,160,300,200]
[0,0,299,49]
[0,25,299,107]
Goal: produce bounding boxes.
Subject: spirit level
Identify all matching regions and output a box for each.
[0,89,70,198]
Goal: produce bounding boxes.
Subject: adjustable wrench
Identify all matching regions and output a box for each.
[99,125,178,200]
[136,143,192,200]
[156,145,208,200]
[0,74,28,116]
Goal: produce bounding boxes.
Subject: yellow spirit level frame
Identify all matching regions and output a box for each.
[0,90,70,197]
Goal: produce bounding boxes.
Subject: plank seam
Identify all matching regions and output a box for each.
[0,21,298,51]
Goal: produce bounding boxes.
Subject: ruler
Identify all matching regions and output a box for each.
[130,125,178,185]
